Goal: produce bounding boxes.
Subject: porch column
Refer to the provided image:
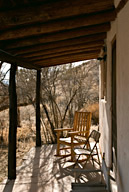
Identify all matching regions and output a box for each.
[36,70,41,147]
[8,63,17,179]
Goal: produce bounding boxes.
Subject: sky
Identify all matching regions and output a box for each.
[1,62,11,81]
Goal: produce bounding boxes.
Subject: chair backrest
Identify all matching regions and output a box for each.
[90,130,101,142]
[73,111,92,138]
[83,130,101,150]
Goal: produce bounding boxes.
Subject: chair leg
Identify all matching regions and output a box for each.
[97,151,101,167]
[56,131,61,156]
[71,136,75,161]
[91,156,95,166]
[95,146,101,167]
[56,141,60,156]
[71,146,75,161]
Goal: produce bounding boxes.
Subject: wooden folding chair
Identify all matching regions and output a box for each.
[73,130,101,176]
[55,111,92,161]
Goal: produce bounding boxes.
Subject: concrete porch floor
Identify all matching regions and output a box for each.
[0,144,104,192]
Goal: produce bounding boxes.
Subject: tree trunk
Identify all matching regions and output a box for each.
[17,107,21,127]
[42,104,57,143]
[8,63,17,180]
[61,89,77,127]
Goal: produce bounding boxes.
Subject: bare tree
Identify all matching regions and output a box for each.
[0,60,99,144]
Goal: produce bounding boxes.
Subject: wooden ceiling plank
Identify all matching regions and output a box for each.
[1,23,110,50]
[24,46,102,61]
[31,50,100,63]
[0,10,115,41]
[0,0,114,29]
[34,52,100,67]
[0,49,40,69]
[20,41,104,58]
[6,33,106,53]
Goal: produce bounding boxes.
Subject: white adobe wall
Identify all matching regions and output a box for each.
[99,20,117,167]
[99,1,129,192]
[117,2,129,192]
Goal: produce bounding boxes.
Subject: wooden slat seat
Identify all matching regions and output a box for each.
[60,137,79,144]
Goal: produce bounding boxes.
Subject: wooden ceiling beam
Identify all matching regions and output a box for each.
[33,51,100,67]
[20,41,104,58]
[32,50,99,63]
[0,49,40,70]
[6,33,106,53]
[2,23,110,50]
[0,10,115,41]
[24,46,102,61]
[0,0,114,29]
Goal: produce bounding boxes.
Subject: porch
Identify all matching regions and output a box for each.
[0,0,129,191]
[0,144,103,192]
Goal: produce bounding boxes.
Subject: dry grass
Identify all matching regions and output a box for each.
[0,105,51,183]
[0,125,36,183]
[0,105,37,183]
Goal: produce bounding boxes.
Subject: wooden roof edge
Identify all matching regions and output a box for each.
[0,49,41,70]
[37,55,98,68]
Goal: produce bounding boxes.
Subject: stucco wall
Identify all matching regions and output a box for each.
[99,20,117,167]
[99,1,129,192]
[117,2,129,191]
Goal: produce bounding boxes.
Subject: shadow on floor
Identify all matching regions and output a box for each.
[0,144,103,192]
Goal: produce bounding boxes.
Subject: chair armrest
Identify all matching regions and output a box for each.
[55,128,73,132]
[69,130,89,136]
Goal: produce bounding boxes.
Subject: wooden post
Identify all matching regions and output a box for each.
[8,63,17,179]
[36,70,41,147]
